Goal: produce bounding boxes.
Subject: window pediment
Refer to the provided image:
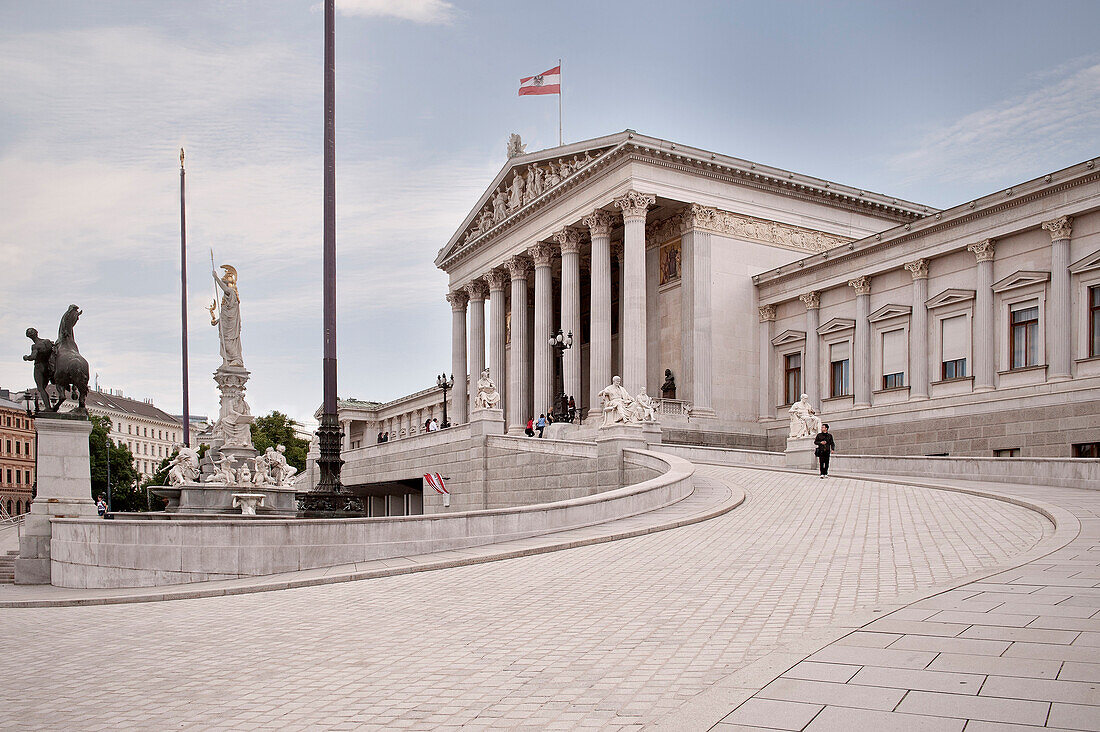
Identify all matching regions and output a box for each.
[992,270,1050,293]
[926,288,976,309]
[817,317,855,336]
[1069,249,1100,274]
[868,304,912,323]
[772,329,806,347]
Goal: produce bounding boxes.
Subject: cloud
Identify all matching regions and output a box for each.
[888,59,1100,191]
[334,0,456,24]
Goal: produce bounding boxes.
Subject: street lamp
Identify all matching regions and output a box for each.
[548,329,574,422]
[437,373,454,428]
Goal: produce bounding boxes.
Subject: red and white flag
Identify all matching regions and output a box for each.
[424,473,449,495]
[519,65,561,96]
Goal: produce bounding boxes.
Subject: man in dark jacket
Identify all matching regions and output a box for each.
[814,424,836,478]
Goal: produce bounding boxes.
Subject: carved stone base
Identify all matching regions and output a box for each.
[153,481,299,515]
[785,436,817,470]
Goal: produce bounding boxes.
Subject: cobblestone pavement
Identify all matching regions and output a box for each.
[0,467,1049,730]
[714,477,1100,732]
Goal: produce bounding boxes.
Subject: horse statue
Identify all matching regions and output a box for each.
[24,305,90,413]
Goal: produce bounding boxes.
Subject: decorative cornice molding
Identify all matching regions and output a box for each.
[799,291,820,310]
[868,303,912,323]
[967,238,995,263]
[614,190,656,220]
[847,275,871,295]
[505,254,531,279]
[646,213,682,244]
[697,208,852,253]
[484,269,509,291]
[903,259,929,280]
[758,304,776,322]
[553,227,584,253]
[463,280,488,301]
[582,209,615,237]
[528,243,555,267]
[445,290,468,311]
[1042,215,1073,241]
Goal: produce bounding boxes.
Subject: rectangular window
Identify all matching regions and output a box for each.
[5,469,10,484]
[1010,302,1039,369]
[1090,286,1100,358]
[15,441,20,455]
[783,353,802,404]
[829,341,850,397]
[15,471,21,485]
[941,315,968,379]
[881,328,906,389]
[4,439,10,454]
[1074,442,1100,458]
[993,448,1021,457]
[25,470,30,485]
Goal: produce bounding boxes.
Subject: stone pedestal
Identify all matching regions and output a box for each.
[161,481,299,515]
[16,415,95,585]
[468,408,505,437]
[785,436,816,470]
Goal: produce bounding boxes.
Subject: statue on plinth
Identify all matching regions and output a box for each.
[24,305,90,414]
[661,369,676,400]
[166,447,200,486]
[788,394,821,438]
[635,388,658,422]
[207,255,255,453]
[473,368,501,410]
[598,376,645,427]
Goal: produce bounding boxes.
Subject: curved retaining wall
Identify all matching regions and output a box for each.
[48,448,694,589]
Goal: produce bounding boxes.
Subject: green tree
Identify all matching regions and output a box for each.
[250,411,309,473]
[89,415,142,512]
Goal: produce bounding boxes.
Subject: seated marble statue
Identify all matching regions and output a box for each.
[270,445,297,486]
[598,376,644,427]
[788,393,822,439]
[166,447,200,486]
[635,388,658,422]
[473,368,501,410]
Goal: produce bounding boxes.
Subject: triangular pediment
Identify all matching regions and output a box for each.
[772,329,806,346]
[926,288,975,309]
[1069,249,1100,274]
[992,270,1050,293]
[817,317,855,335]
[868,303,912,322]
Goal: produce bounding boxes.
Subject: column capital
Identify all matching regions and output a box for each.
[528,243,554,268]
[799,291,820,310]
[505,254,531,279]
[463,280,488,301]
[758,304,776,322]
[582,209,614,237]
[553,227,584,253]
[446,289,468,311]
[613,190,656,220]
[484,269,509,292]
[847,275,871,295]
[967,238,995,262]
[904,258,929,279]
[681,203,718,232]
[1042,216,1073,241]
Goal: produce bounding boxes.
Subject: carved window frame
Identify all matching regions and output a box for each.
[869,305,912,394]
[771,330,806,408]
[993,272,1049,374]
[927,291,974,388]
[1069,249,1100,362]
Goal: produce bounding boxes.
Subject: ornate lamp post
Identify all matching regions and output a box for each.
[437,373,454,428]
[548,329,573,422]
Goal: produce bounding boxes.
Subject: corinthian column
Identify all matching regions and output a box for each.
[968,239,995,391]
[464,280,488,411]
[506,256,531,432]
[485,269,508,409]
[758,304,776,419]
[614,190,656,394]
[583,209,614,419]
[530,243,555,417]
[612,241,624,378]
[800,292,821,408]
[555,227,583,404]
[1044,216,1073,380]
[683,204,716,415]
[904,259,929,399]
[446,289,469,424]
[848,275,871,408]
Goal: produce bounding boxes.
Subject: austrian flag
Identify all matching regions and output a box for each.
[519,65,561,96]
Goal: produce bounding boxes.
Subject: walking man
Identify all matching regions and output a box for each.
[814,424,836,478]
[536,413,547,438]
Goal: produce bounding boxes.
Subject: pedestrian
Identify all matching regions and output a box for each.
[567,396,576,422]
[429,418,440,432]
[96,494,107,517]
[525,416,535,437]
[424,418,432,433]
[536,413,547,438]
[814,423,836,478]
[377,431,384,444]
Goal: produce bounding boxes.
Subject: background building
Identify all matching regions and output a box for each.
[0,388,35,516]
[86,390,184,480]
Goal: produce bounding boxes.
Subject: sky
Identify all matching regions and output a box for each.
[1,0,1098,428]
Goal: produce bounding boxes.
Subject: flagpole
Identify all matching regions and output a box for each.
[558,58,563,146]
[179,148,191,448]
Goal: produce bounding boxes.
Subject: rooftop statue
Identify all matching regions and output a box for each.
[24,304,90,414]
[506,133,526,159]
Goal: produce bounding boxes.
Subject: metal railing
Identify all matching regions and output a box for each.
[654,399,693,417]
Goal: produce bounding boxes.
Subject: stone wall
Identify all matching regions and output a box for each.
[483,435,600,508]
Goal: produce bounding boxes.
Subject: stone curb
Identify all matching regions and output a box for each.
[0,477,744,609]
[648,468,1081,731]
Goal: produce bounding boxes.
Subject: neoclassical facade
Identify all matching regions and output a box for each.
[432,130,1099,456]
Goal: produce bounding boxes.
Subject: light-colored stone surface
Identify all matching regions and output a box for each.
[0,465,1049,728]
